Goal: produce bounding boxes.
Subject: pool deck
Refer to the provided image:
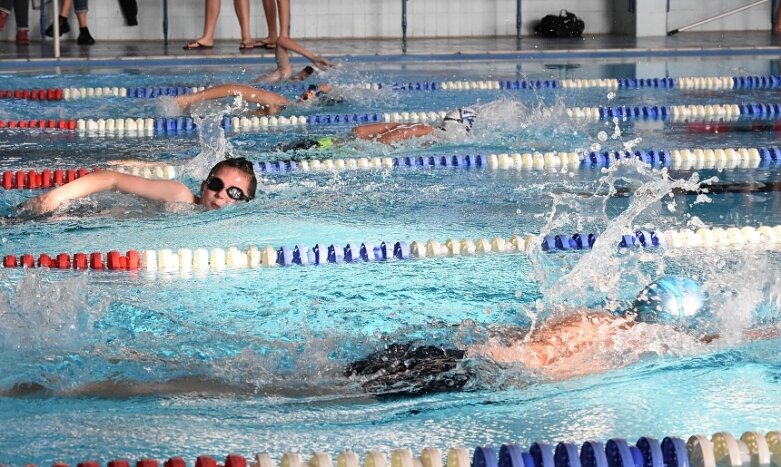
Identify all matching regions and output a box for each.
[1,31,781,69]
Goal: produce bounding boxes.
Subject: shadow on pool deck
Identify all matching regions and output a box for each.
[1,31,781,69]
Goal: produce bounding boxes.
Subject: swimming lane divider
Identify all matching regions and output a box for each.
[0,165,177,190]
[4,101,780,138]
[4,225,780,273]
[253,146,780,175]
[7,74,781,102]
[1,146,776,190]
[11,431,781,467]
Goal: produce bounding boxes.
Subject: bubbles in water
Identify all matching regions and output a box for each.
[597,131,608,142]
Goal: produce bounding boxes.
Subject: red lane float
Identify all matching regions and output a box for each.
[2,251,141,271]
[0,168,97,190]
[0,119,76,130]
[0,88,63,101]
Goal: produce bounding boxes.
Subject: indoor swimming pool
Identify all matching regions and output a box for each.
[0,55,780,465]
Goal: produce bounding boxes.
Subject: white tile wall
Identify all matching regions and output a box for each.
[0,0,773,42]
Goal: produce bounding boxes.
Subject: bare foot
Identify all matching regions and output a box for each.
[313,56,335,70]
[253,66,292,83]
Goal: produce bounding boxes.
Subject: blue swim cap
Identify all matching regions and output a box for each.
[632,276,706,324]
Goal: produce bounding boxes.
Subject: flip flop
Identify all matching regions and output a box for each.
[239,42,255,50]
[253,39,277,49]
[183,41,213,50]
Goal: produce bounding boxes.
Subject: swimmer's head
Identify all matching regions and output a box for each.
[294,66,316,81]
[199,157,257,209]
[631,275,707,325]
[441,107,477,132]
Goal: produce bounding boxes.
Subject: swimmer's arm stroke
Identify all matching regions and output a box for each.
[23,171,195,214]
[175,84,289,116]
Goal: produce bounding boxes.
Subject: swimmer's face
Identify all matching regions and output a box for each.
[199,166,254,210]
[298,89,318,103]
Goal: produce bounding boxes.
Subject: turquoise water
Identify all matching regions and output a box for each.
[0,58,780,465]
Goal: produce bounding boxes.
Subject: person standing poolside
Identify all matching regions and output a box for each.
[254,0,334,82]
[22,158,257,214]
[0,0,31,45]
[44,0,94,45]
[183,0,254,50]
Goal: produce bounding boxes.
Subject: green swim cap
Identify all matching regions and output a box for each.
[316,137,334,149]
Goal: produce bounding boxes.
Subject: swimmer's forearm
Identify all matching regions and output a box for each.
[28,171,193,213]
[25,171,121,213]
[175,84,289,110]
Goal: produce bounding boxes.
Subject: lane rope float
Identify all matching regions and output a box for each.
[3,225,780,274]
[9,431,780,467]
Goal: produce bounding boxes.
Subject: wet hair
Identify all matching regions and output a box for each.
[207,157,257,200]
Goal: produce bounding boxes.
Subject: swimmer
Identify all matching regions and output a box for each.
[277,107,477,152]
[172,81,334,117]
[345,276,779,395]
[21,157,257,214]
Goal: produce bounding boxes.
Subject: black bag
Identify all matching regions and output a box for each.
[534,10,585,38]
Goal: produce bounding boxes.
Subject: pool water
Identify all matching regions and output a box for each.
[0,56,780,465]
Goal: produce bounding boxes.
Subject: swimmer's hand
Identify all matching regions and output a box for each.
[20,191,62,215]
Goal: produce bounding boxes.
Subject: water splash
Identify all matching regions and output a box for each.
[0,270,103,354]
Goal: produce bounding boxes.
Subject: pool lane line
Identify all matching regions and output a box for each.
[3,225,780,273]
[0,165,176,190]
[10,431,781,467]
[2,146,779,191]
[5,100,781,138]
[3,74,780,103]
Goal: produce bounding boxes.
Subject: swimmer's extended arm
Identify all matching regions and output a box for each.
[352,122,435,145]
[23,171,196,213]
[174,84,289,116]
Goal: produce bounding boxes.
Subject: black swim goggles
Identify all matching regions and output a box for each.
[205,176,250,202]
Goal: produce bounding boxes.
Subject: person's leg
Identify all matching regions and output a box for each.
[0,0,12,32]
[74,0,94,44]
[185,0,219,48]
[277,0,289,37]
[13,0,29,29]
[255,43,292,82]
[45,0,72,37]
[233,0,252,48]
[59,0,73,16]
[73,0,87,28]
[13,0,29,44]
[255,0,278,46]
[775,2,781,34]
[276,36,334,69]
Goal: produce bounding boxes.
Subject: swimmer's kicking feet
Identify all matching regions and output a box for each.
[21,157,257,214]
[345,276,780,395]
